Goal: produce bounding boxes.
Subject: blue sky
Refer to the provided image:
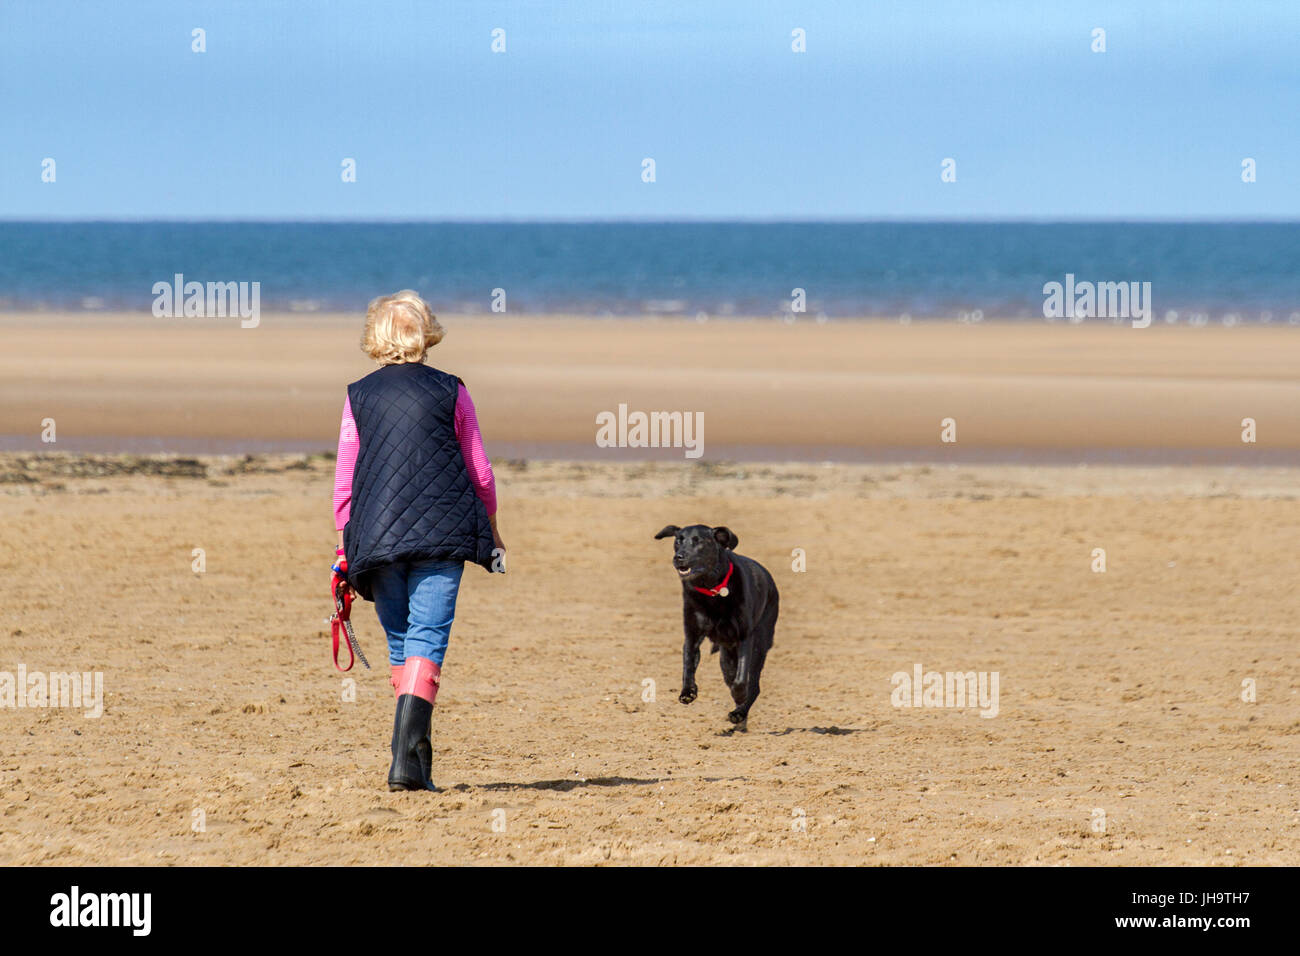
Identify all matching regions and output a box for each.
[2,0,1296,220]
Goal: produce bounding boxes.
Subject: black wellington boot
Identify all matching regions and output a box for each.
[387,693,439,792]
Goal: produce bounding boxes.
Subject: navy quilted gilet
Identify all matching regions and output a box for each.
[343,362,496,601]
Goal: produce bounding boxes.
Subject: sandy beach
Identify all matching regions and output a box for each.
[0,314,1296,865]
[2,313,1300,460]
[0,453,1296,865]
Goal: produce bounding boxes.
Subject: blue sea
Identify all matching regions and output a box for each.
[0,221,1297,320]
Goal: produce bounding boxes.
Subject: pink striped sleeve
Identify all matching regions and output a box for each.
[455,383,497,517]
[333,393,359,531]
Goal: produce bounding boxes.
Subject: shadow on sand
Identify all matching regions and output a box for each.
[766,725,872,736]
[450,774,752,793]
[450,776,662,793]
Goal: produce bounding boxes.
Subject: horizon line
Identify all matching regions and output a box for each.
[3,216,1300,226]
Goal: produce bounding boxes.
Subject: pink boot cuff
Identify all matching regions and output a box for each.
[396,656,441,705]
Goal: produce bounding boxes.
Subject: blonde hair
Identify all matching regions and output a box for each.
[361,290,445,365]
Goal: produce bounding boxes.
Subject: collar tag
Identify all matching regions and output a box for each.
[693,561,734,598]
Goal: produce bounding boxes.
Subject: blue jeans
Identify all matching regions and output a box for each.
[370,559,464,667]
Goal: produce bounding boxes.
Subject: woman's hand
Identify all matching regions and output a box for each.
[489,514,506,561]
[331,549,354,599]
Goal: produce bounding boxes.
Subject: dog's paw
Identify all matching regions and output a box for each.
[726,708,748,726]
[718,717,748,735]
[679,685,698,705]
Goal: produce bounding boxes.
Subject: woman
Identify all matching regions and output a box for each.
[332,290,503,792]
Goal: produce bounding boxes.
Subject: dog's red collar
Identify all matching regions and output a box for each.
[693,562,734,598]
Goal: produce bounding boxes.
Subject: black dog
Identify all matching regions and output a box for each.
[654,524,779,729]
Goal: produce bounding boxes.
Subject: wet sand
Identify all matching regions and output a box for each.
[2,313,1299,462]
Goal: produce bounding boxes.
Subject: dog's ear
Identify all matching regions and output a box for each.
[654,525,681,540]
[712,526,738,550]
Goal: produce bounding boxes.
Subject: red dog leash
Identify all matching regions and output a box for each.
[330,554,370,672]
